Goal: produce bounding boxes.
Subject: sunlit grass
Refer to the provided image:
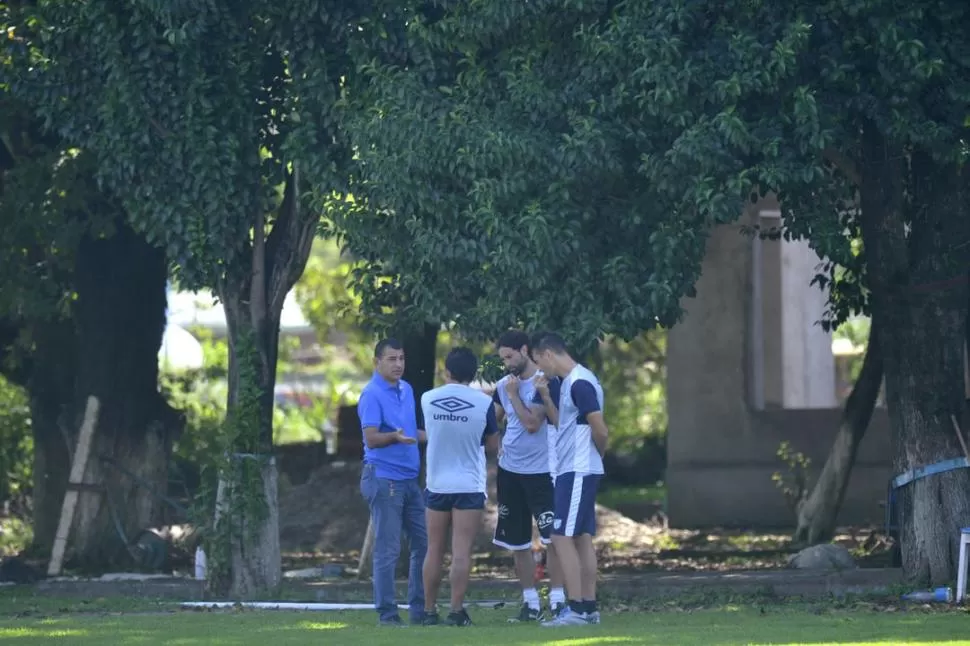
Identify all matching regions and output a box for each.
[0,607,967,645]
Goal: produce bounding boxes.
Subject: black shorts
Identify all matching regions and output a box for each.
[425,490,486,512]
[492,467,554,550]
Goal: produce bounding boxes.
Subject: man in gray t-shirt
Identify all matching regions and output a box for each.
[491,330,565,622]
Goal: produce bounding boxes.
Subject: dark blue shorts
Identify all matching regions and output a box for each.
[425,490,486,512]
[552,472,602,537]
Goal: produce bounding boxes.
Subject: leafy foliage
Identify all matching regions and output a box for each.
[336,0,968,348]
[589,331,667,454]
[0,374,31,518]
[771,441,812,514]
[294,238,373,371]
[4,1,358,291]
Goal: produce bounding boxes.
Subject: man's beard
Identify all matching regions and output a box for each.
[510,361,526,376]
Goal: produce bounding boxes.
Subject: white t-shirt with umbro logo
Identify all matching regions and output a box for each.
[422,383,497,495]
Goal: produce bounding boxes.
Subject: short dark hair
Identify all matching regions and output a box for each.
[531,331,569,356]
[496,329,530,353]
[445,347,478,383]
[374,337,404,359]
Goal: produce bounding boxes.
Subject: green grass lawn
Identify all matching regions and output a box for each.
[598,483,666,509]
[0,606,967,645]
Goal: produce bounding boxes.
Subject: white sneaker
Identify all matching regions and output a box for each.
[540,607,594,627]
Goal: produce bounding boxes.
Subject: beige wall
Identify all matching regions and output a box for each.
[666,209,890,528]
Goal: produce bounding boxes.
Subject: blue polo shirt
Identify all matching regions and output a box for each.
[358,372,421,480]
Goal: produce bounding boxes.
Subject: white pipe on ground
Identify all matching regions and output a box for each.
[178,600,508,611]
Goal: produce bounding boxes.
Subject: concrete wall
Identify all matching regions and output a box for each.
[667,408,891,528]
[666,214,891,529]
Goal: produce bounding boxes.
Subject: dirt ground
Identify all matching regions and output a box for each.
[277,461,894,575]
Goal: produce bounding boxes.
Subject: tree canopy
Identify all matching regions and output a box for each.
[339,0,967,344]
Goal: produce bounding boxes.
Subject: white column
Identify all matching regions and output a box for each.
[780,238,837,408]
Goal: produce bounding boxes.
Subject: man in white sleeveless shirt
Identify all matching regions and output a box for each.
[530,331,608,627]
[420,347,499,627]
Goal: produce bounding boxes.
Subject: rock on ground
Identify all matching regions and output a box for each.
[788,543,857,570]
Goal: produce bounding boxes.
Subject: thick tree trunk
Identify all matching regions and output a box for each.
[403,322,440,420]
[213,297,283,599]
[860,124,970,585]
[794,322,883,545]
[207,166,314,598]
[882,298,970,585]
[66,221,181,571]
[26,320,76,557]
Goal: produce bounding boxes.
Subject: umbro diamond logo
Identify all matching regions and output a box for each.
[430,396,474,422]
[430,396,474,413]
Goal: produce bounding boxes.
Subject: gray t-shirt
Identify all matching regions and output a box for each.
[493,373,550,475]
[422,383,498,494]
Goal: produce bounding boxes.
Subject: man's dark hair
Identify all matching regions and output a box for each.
[496,329,530,353]
[374,337,404,359]
[531,331,569,356]
[445,347,478,383]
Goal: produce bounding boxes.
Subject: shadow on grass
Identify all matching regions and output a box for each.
[0,607,967,646]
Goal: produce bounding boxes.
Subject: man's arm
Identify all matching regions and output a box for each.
[483,404,501,455]
[491,388,506,427]
[586,412,609,456]
[506,378,542,433]
[417,429,427,444]
[572,380,608,456]
[364,426,413,448]
[360,391,414,449]
[532,376,560,427]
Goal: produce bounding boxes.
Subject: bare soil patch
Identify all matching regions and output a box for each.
[277,462,895,576]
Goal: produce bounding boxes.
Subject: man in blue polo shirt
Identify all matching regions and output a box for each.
[358,338,428,626]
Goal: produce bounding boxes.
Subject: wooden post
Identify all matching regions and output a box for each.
[47,396,100,577]
[356,518,375,579]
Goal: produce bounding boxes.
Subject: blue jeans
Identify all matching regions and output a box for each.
[360,464,427,621]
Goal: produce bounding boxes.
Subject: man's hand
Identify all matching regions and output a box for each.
[504,375,520,396]
[394,429,417,445]
[534,375,549,397]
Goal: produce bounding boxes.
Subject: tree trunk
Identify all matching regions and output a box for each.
[66,220,181,571]
[793,321,883,545]
[213,296,283,599]
[403,322,439,421]
[860,124,970,585]
[26,319,76,557]
[404,322,438,492]
[206,166,314,598]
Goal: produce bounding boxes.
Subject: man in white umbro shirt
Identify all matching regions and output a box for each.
[420,347,499,627]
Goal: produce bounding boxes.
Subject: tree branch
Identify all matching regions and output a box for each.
[822,147,861,186]
[250,208,267,332]
[265,162,316,318]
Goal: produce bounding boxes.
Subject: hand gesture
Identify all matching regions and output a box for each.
[534,375,549,396]
[504,375,520,395]
[393,429,417,445]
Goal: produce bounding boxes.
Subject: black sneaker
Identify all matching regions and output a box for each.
[444,608,472,626]
[507,603,544,623]
[551,602,566,617]
[378,615,407,627]
[421,612,439,626]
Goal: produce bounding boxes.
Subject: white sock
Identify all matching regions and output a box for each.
[523,587,540,610]
[550,587,566,606]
